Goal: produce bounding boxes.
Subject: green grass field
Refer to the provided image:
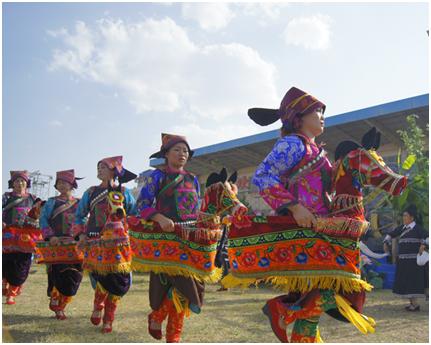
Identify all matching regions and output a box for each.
[2,264,429,343]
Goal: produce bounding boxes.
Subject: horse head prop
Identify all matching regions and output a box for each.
[199,168,250,228]
[332,127,407,220]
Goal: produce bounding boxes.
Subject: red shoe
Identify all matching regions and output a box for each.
[6,296,16,305]
[55,310,67,320]
[91,284,108,326]
[91,310,103,326]
[101,295,119,334]
[102,322,112,334]
[148,314,162,340]
[262,298,289,343]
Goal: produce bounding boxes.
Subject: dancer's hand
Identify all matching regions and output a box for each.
[77,234,87,247]
[152,214,175,232]
[49,236,59,246]
[289,204,317,228]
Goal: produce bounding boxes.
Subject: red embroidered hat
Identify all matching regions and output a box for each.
[98,156,137,184]
[55,169,83,189]
[248,86,326,127]
[150,133,194,159]
[8,170,31,189]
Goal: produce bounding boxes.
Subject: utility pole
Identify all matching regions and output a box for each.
[29,171,53,200]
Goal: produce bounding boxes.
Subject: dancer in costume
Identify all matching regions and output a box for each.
[40,170,83,320]
[73,156,137,333]
[250,87,336,342]
[2,170,40,305]
[138,133,203,343]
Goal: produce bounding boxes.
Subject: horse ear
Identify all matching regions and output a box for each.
[361,127,377,150]
[373,132,381,150]
[220,167,228,183]
[206,172,220,187]
[228,171,238,184]
[334,141,361,161]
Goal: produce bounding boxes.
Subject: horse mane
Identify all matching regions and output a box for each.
[334,127,381,161]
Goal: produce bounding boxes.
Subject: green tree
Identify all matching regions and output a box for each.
[390,114,429,229]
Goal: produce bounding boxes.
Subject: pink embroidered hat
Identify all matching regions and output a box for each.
[8,170,31,189]
[55,169,83,189]
[248,86,326,128]
[150,133,194,159]
[98,156,137,184]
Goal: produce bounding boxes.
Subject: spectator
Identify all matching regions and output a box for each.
[383,205,427,311]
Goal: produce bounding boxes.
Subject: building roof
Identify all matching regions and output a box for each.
[150,94,429,175]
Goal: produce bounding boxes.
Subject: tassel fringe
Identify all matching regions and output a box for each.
[83,262,132,275]
[221,274,373,293]
[335,294,376,334]
[171,289,191,318]
[131,260,223,284]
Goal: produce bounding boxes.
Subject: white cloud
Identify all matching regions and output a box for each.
[240,3,290,26]
[48,17,278,119]
[283,14,332,50]
[49,120,63,127]
[181,3,235,31]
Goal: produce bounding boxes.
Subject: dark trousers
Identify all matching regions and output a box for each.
[47,263,83,297]
[92,272,131,297]
[2,252,32,286]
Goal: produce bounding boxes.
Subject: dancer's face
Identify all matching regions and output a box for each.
[97,162,115,182]
[165,143,190,169]
[55,179,73,195]
[13,177,27,194]
[300,108,325,137]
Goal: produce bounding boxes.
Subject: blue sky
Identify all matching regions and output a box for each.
[2,2,429,197]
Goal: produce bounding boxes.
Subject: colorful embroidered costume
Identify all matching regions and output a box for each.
[74,156,137,333]
[2,170,40,305]
[40,170,83,320]
[139,133,203,343]
[250,87,337,342]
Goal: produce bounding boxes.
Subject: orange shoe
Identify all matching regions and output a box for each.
[166,307,185,343]
[262,297,289,343]
[148,298,170,340]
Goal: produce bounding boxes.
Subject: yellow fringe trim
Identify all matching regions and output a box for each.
[316,328,323,343]
[335,294,376,335]
[171,288,191,318]
[221,274,373,294]
[131,261,223,284]
[83,262,132,275]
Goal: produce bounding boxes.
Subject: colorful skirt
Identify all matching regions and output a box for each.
[222,215,372,293]
[35,237,84,265]
[82,236,132,275]
[129,216,223,283]
[2,225,43,254]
